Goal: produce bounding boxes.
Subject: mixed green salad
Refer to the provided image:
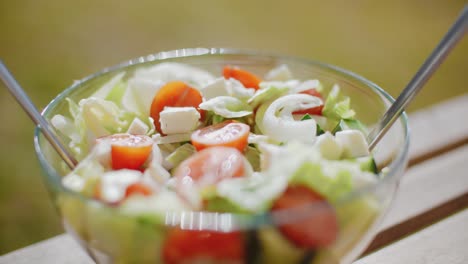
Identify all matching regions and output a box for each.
[51,62,379,263]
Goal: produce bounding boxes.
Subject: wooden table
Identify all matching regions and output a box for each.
[1,95,467,264]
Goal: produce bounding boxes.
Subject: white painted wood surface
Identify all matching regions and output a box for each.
[0,234,92,264]
[1,94,467,263]
[380,144,468,230]
[408,94,468,161]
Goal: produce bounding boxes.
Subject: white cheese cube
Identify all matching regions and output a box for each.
[335,130,370,158]
[127,117,149,135]
[315,132,343,160]
[159,107,201,134]
[200,77,229,99]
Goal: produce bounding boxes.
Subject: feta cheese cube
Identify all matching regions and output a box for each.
[127,117,149,135]
[315,132,343,160]
[335,130,370,158]
[200,77,229,99]
[159,107,201,134]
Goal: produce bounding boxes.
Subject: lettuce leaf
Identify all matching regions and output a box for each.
[289,161,353,202]
[248,84,290,109]
[51,97,154,160]
[199,96,253,118]
[322,84,356,120]
[91,72,126,101]
[165,143,196,169]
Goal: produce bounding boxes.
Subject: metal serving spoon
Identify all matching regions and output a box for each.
[367,5,468,150]
[0,62,78,169]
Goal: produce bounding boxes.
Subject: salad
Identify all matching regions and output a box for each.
[51,62,381,264]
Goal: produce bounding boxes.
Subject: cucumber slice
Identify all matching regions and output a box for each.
[356,156,378,174]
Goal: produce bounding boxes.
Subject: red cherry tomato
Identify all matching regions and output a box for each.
[191,120,250,152]
[163,229,244,264]
[150,81,204,134]
[223,66,261,90]
[272,185,338,248]
[174,146,245,188]
[293,89,324,116]
[101,134,153,170]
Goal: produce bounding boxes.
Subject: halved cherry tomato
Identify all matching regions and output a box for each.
[223,66,261,90]
[102,133,153,170]
[150,81,204,134]
[125,182,153,197]
[191,120,250,152]
[163,228,244,264]
[293,89,324,116]
[272,185,338,248]
[174,146,245,188]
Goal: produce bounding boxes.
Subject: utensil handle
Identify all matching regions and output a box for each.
[367,5,468,150]
[0,61,77,169]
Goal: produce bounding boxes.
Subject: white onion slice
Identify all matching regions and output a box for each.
[262,94,322,144]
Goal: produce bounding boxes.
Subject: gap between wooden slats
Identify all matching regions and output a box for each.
[355,209,468,264]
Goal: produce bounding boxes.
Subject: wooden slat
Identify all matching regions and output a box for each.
[362,144,468,255]
[355,209,468,264]
[408,94,468,165]
[0,234,93,264]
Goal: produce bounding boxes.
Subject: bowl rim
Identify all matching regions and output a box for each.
[33,47,410,228]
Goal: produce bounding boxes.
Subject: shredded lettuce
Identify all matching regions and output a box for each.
[332,118,368,135]
[91,72,126,101]
[290,157,376,203]
[212,172,288,213]
[322,84,356,120]
[51,97,154,159]
[289,161,353,202]
[122,78,163,115]
[244,146,261,171]
[248,84,290,109]
[165,143,196,169]
[199,96,253,118]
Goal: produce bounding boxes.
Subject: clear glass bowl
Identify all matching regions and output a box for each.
[34,48,409,264]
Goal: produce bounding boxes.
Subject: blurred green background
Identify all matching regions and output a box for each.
[0,0,466,255]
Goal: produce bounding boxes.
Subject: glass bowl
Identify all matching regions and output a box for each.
[34,48,409,264]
